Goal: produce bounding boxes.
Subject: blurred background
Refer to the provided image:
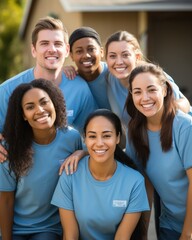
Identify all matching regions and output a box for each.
[0,0,192,102]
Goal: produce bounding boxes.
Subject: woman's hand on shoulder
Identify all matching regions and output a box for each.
[59,150,88,175]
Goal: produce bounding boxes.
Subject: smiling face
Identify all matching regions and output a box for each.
[106,41,139,81]
[131,72,167,121]
[22,88,56,133]
[70,37,104,80]
[31,29,69,72]
[84,116,120,164]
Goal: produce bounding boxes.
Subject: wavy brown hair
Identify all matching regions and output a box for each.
[3,79,67,180]
[126,64,176,167]
[32,16,68,46]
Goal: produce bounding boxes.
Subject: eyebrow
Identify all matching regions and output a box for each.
[133,84,156,90]
[108,50,131,54]
[75,44,96,49]
[23,97,47,107]
[39,40,63,44]
[87,130,113,134]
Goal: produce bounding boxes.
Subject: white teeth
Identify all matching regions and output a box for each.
[83,61,92,66]
[46,57,58,60]
[36,115,49,123]
[142,104,154,108]
[94,150,106,154]
[115,67,126,72]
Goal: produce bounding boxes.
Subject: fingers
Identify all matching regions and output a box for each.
[0,152,7,163]
[58,150,86,175]
[63,66,77,80]
[65,70,74,80]
[0,142,8,163]
[59,157,78,176]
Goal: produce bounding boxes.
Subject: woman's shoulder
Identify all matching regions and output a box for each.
[58,126,81,137]
[62,155,88,180]
[117,161,144,182]
[172,110,192,140]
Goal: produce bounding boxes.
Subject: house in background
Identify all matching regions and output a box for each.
[19,0,192,102]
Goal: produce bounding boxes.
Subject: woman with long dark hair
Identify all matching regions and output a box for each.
[125,63,192,240]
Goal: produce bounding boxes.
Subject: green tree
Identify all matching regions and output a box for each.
[0,0,25,83]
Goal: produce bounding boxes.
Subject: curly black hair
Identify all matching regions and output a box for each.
[3,78,67,180]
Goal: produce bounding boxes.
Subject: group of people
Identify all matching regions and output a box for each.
[0,15,191,240]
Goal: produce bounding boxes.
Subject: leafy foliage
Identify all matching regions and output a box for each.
[0,0,25,83]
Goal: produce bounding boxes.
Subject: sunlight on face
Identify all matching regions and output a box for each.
[85,116,120,164]
[31,29,69,71]
[22,88,56,132]
[131,72,167,120]
[70,37,104,77]
[106,41,138,81]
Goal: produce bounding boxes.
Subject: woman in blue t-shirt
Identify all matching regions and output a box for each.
[0,79,85,240]
[125,63,192,240]
[52,109,149,240]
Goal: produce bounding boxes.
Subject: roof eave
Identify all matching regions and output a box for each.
[60,1,192,12]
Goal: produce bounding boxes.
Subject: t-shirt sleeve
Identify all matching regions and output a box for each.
[51,172,74,211]
[0,85,9,132]
[0,161,16,191]
[126,175,149,213]
[177,123,192,170]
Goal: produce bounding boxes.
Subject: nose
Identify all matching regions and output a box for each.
[36,105,45,113]
[83,50,91,58]
[48,44,56,52]
[115,56,123,64]
[142,91,150,100]
[95,136,104,146]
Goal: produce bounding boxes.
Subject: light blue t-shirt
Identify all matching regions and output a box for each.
[125,110,192,233]
[0,127,82,235]
[87,62,111,109]
[51,156,149,240]
[107,73,130,129]
[0,68,98,133]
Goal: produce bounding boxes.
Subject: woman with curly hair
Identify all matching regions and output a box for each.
[0,79,84,240]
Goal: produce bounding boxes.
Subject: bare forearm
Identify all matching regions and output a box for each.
[63,235,78,240]
[0,209,13,239]
[0,193,14,240]
[60,209,79,240]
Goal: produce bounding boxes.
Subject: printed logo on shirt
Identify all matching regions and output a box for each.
[112,200,127,208]
[67,110,74,117]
